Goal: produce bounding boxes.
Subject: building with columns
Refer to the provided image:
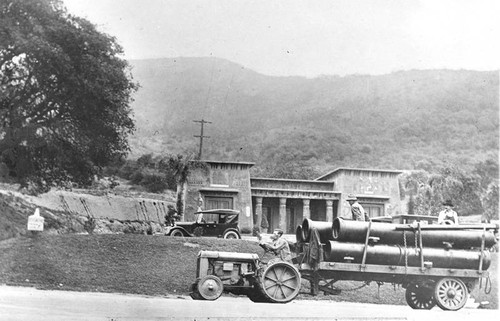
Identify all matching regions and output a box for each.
[185,161,403,234]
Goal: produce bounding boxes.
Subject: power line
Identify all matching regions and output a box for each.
[193,119,211,159]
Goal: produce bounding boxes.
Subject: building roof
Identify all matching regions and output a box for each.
[251,177,335,184]
[315,167,403,181]
[198,160,255,167]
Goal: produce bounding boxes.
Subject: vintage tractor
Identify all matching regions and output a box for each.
[189,250,301,303]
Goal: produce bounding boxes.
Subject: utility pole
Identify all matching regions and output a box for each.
[193,119,211,159]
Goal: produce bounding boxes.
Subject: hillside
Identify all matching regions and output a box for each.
[0,183,175,241]
[127,58,499,175]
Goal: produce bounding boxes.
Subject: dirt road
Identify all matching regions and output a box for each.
[0,285,497,321]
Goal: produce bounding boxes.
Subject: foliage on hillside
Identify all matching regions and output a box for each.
[400,161,499,219]
[128,58,498,174]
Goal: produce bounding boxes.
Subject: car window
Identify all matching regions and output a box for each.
[203,213,218,223]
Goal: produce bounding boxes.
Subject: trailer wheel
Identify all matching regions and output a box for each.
[260,262,301,303]
[405,284,436,309]
[434,278,468,311]
[197,275,223,300]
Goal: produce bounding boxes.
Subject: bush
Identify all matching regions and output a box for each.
[141,173,167,193]
[240,226,252,235]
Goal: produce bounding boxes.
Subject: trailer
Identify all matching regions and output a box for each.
[188,218,497,310]
[297,218,497,311]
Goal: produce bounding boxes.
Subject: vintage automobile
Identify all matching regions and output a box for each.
[166,209,241,239]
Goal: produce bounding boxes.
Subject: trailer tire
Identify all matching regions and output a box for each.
[434,278,468,311]
[405,283,436,309]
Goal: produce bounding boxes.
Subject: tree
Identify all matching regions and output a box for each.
[481,182,499,222]
[0,0,137,192]
[401,166,483,217]
[158,154,208,219]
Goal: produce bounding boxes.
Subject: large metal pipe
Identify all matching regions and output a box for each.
[332,218,497,249]
[301,218,333,243]
[324,241,491,270]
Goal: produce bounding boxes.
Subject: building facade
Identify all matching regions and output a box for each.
[185,161,255,229]
[185,161,403,234]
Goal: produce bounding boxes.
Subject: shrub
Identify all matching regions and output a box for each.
[240,226,252,235]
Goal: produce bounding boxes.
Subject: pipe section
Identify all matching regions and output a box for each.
[301,218,333,243]
[324,241,491,270]
[332,218,497,249]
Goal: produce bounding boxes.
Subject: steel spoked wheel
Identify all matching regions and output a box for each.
[434,278,468,311]
[223,230,240,239]
[170,229,184,237]
[197,275,224,301]
[261,262,301,303]
[405,284,436,309]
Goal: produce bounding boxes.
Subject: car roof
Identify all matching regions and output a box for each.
[194,209,240,215]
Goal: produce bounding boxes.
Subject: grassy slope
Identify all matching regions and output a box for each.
[0,235,497,308]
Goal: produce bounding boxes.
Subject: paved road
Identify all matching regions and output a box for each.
[0,285,497,321]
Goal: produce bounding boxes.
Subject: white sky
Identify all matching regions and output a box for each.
[63,0,500,77]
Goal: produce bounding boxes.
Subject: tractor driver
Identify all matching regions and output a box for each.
[258,229,292,263]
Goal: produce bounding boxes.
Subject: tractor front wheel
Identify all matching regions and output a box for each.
[197,275,224,301]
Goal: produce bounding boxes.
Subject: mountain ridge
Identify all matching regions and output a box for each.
[127,57,499,175]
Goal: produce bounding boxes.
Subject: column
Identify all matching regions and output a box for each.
[255,197,263,228]
[302,199,310,220]
[326,200,334,222]
[279,198,287,231]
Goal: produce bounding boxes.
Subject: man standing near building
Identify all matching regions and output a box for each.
[346,194,366,221]
[438,200,459,225]
[258,229,292,263]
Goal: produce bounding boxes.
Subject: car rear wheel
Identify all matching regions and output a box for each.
[170,229,184,237]
[223,230,240,239]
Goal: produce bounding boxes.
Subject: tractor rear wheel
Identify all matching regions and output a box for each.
[260,261,301,303]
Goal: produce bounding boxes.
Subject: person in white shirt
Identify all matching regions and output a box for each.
[438,200,459,225]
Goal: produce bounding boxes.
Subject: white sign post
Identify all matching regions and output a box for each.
[27,208,44,232]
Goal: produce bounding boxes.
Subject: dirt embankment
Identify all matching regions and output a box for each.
[0,184,175,241]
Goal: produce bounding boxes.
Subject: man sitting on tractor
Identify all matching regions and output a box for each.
[258,229,292,263]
